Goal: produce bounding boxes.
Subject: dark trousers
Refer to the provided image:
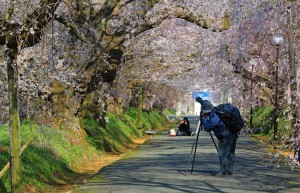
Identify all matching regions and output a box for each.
[218,139,237,174]
[176,131,188,136]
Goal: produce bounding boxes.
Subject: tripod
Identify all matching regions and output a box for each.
[184,117,219,175]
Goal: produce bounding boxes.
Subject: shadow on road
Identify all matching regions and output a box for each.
[75,119,300,193]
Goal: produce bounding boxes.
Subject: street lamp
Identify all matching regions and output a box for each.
[272,35,283,140]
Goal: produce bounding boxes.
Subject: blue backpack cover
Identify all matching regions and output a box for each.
[215,103,244,133]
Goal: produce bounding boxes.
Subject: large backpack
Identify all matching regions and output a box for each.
[215,103,244,133]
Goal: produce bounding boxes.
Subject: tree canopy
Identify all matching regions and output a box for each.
[0,0,300,182]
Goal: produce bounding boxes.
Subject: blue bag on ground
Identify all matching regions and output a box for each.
[215,103,244,133]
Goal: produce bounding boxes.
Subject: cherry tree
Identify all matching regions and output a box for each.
[116,0,300,163]
[1,0,299,191]
[0,0,233,191]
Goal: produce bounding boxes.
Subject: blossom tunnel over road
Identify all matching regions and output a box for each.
[0,0,300,192]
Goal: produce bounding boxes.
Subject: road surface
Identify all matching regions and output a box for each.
[74,117,300,193]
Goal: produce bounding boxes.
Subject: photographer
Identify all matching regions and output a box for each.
[196,97,238,176]
[176,117,191,136]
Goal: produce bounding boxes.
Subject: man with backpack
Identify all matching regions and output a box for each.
[196,97,242,176]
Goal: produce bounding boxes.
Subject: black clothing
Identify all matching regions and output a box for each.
[176,122,191,136]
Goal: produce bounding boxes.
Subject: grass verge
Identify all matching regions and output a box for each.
[250,105,294,159]
[0,108,169,192]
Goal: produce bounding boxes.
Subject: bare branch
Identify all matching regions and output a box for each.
[230,60,272,90]
[1,0,61,48]
[5,1,15,21]
[65,0,77,18]
[92,0,122,41]
[74,0,93,22]
[55,14,87,42]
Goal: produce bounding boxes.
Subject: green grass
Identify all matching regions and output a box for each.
[83,108,168,153]
[251,105,293,139]
[252,106,274,135]
[162,108,176,115]
[83,113,137,153]
[143,110,167,129]
[0,122,98,192]
[0,108,169,192]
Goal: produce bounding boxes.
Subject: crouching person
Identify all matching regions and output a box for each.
[176,117,191,136]
[196,97,238,175]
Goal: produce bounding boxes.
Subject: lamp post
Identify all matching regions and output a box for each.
[272,35,283,140]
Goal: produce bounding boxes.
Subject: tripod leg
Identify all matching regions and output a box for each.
[184,120,201,175]
[190,125,201,173]
[184,137,196,175]
[208,131,219,152]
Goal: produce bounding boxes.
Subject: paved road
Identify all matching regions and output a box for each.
[75,118,300,193]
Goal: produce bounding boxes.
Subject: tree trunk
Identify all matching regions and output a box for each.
[137,85,143,130]
[6,49,22,193]
[250,64,254,129]
[287,5,300,162]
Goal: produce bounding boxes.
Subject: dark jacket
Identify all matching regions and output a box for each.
[178,123,191,136]
[201,108,238,141]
